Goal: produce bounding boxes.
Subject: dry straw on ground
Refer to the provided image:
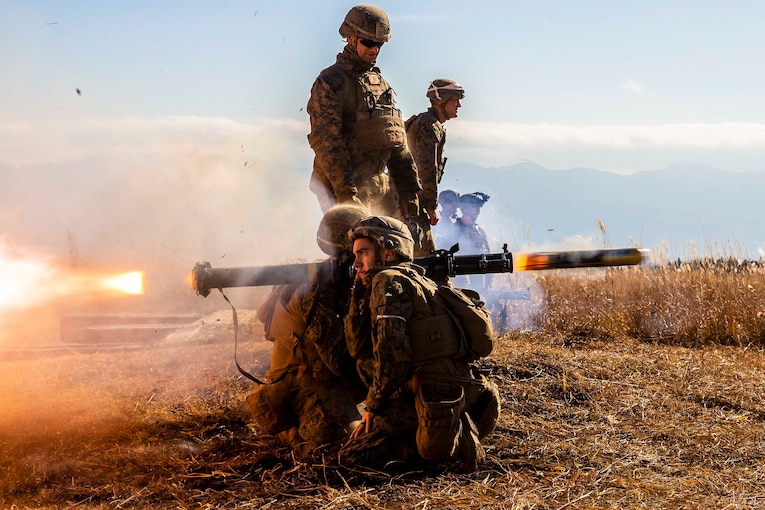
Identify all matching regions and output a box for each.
[2,261,765,509]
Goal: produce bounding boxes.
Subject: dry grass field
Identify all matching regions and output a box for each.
[2,261,765,509]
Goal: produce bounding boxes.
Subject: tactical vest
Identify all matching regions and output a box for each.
[376,267,468,364]
[347,72,406,153]
[405,111,447,181]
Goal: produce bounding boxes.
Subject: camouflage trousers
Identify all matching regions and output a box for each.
[310,165,402,219]
[247,371,361,457]
[338,375,500,473]
[337,394,421,472]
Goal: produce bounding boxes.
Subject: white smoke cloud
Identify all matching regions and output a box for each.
[0,116,324,318]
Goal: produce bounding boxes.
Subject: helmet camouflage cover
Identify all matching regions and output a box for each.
[317,204,370,257]
[349,215,415,261]
[426,78,465,102]
[339,4,391,42]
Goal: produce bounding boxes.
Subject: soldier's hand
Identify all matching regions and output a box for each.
[351,410,375,438]
[426,208,440,226]
[400,196,420,219]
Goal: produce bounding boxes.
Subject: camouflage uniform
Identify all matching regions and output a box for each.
[246,205,369,458]
[405,108,445,256]
[341,255,499,472]
[454,193,492,289]
[432,190,461,250]
[456,222,491,255]
[246,278,365,457]
[307,45,421,218]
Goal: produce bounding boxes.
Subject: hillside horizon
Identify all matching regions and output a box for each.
[440,161,763,259]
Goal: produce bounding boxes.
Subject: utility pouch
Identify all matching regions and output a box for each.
[414,380,465,464]
[351,112,406,152]
[408,315,462,364]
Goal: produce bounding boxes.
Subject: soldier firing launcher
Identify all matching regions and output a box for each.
[191,246,647,297]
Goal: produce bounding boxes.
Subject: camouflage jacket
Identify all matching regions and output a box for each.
[405,108,446,211]
[345,263,469,414]
[261,276,356,384]
[307,44,420,203]
[456,221,491,254]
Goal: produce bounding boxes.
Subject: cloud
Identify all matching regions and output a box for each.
[444,121,765,173]
[449,121,765,150]
[623,78,644,95]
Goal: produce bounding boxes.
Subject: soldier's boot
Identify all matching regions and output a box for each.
[456,413,485,473]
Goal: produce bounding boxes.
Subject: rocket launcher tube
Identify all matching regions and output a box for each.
[191,246,646,297]
[191,259,353,297]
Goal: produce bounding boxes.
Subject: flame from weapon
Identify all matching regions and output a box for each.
[102,271,144,295]
[0,240,144,311]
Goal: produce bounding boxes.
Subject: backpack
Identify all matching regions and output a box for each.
[434,285,495,360]
[401,267,495,361]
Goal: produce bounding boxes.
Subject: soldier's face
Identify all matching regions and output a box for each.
[352,237,378,277]
[460,204,480,224]
[353,36,382,63]
[444,97,461,120]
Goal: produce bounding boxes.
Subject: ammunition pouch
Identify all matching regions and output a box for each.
[414,379,465,464]
[408,315,463,364]
[351,107,406,153]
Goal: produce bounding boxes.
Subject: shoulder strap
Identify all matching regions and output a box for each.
[223,283,322,386]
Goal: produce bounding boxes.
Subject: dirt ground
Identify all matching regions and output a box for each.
[1,309,765,509]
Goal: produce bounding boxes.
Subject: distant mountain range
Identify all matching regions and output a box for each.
[439,162,763,259]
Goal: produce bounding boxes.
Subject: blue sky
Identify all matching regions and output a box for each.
[1,1,764,267]
[3,1,764,170]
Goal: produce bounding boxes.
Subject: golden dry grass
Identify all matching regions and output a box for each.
[2,262,765,509]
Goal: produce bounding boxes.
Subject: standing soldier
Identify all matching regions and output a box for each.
[307,5,421,226]
[246,205,369,458]
[340,215,500,472]
[405,79,465,256]
[456,192,491,255]
[454,192,492,289]
[433,189,461,250]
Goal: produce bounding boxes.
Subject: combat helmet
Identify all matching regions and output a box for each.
[317,204,370,257]
[349,215,415,261]
[426,78,465,102]
[438,189,460,205]
[459,192,490,207]
[339,5,391,43]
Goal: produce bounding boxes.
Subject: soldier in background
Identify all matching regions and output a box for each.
[456,192,491,255]
[405,79,465,256]
[246,205,368,458]
[433,189,461,250]
[340,216,499,472]
[307,5,421,225]
[454,192,492,290]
